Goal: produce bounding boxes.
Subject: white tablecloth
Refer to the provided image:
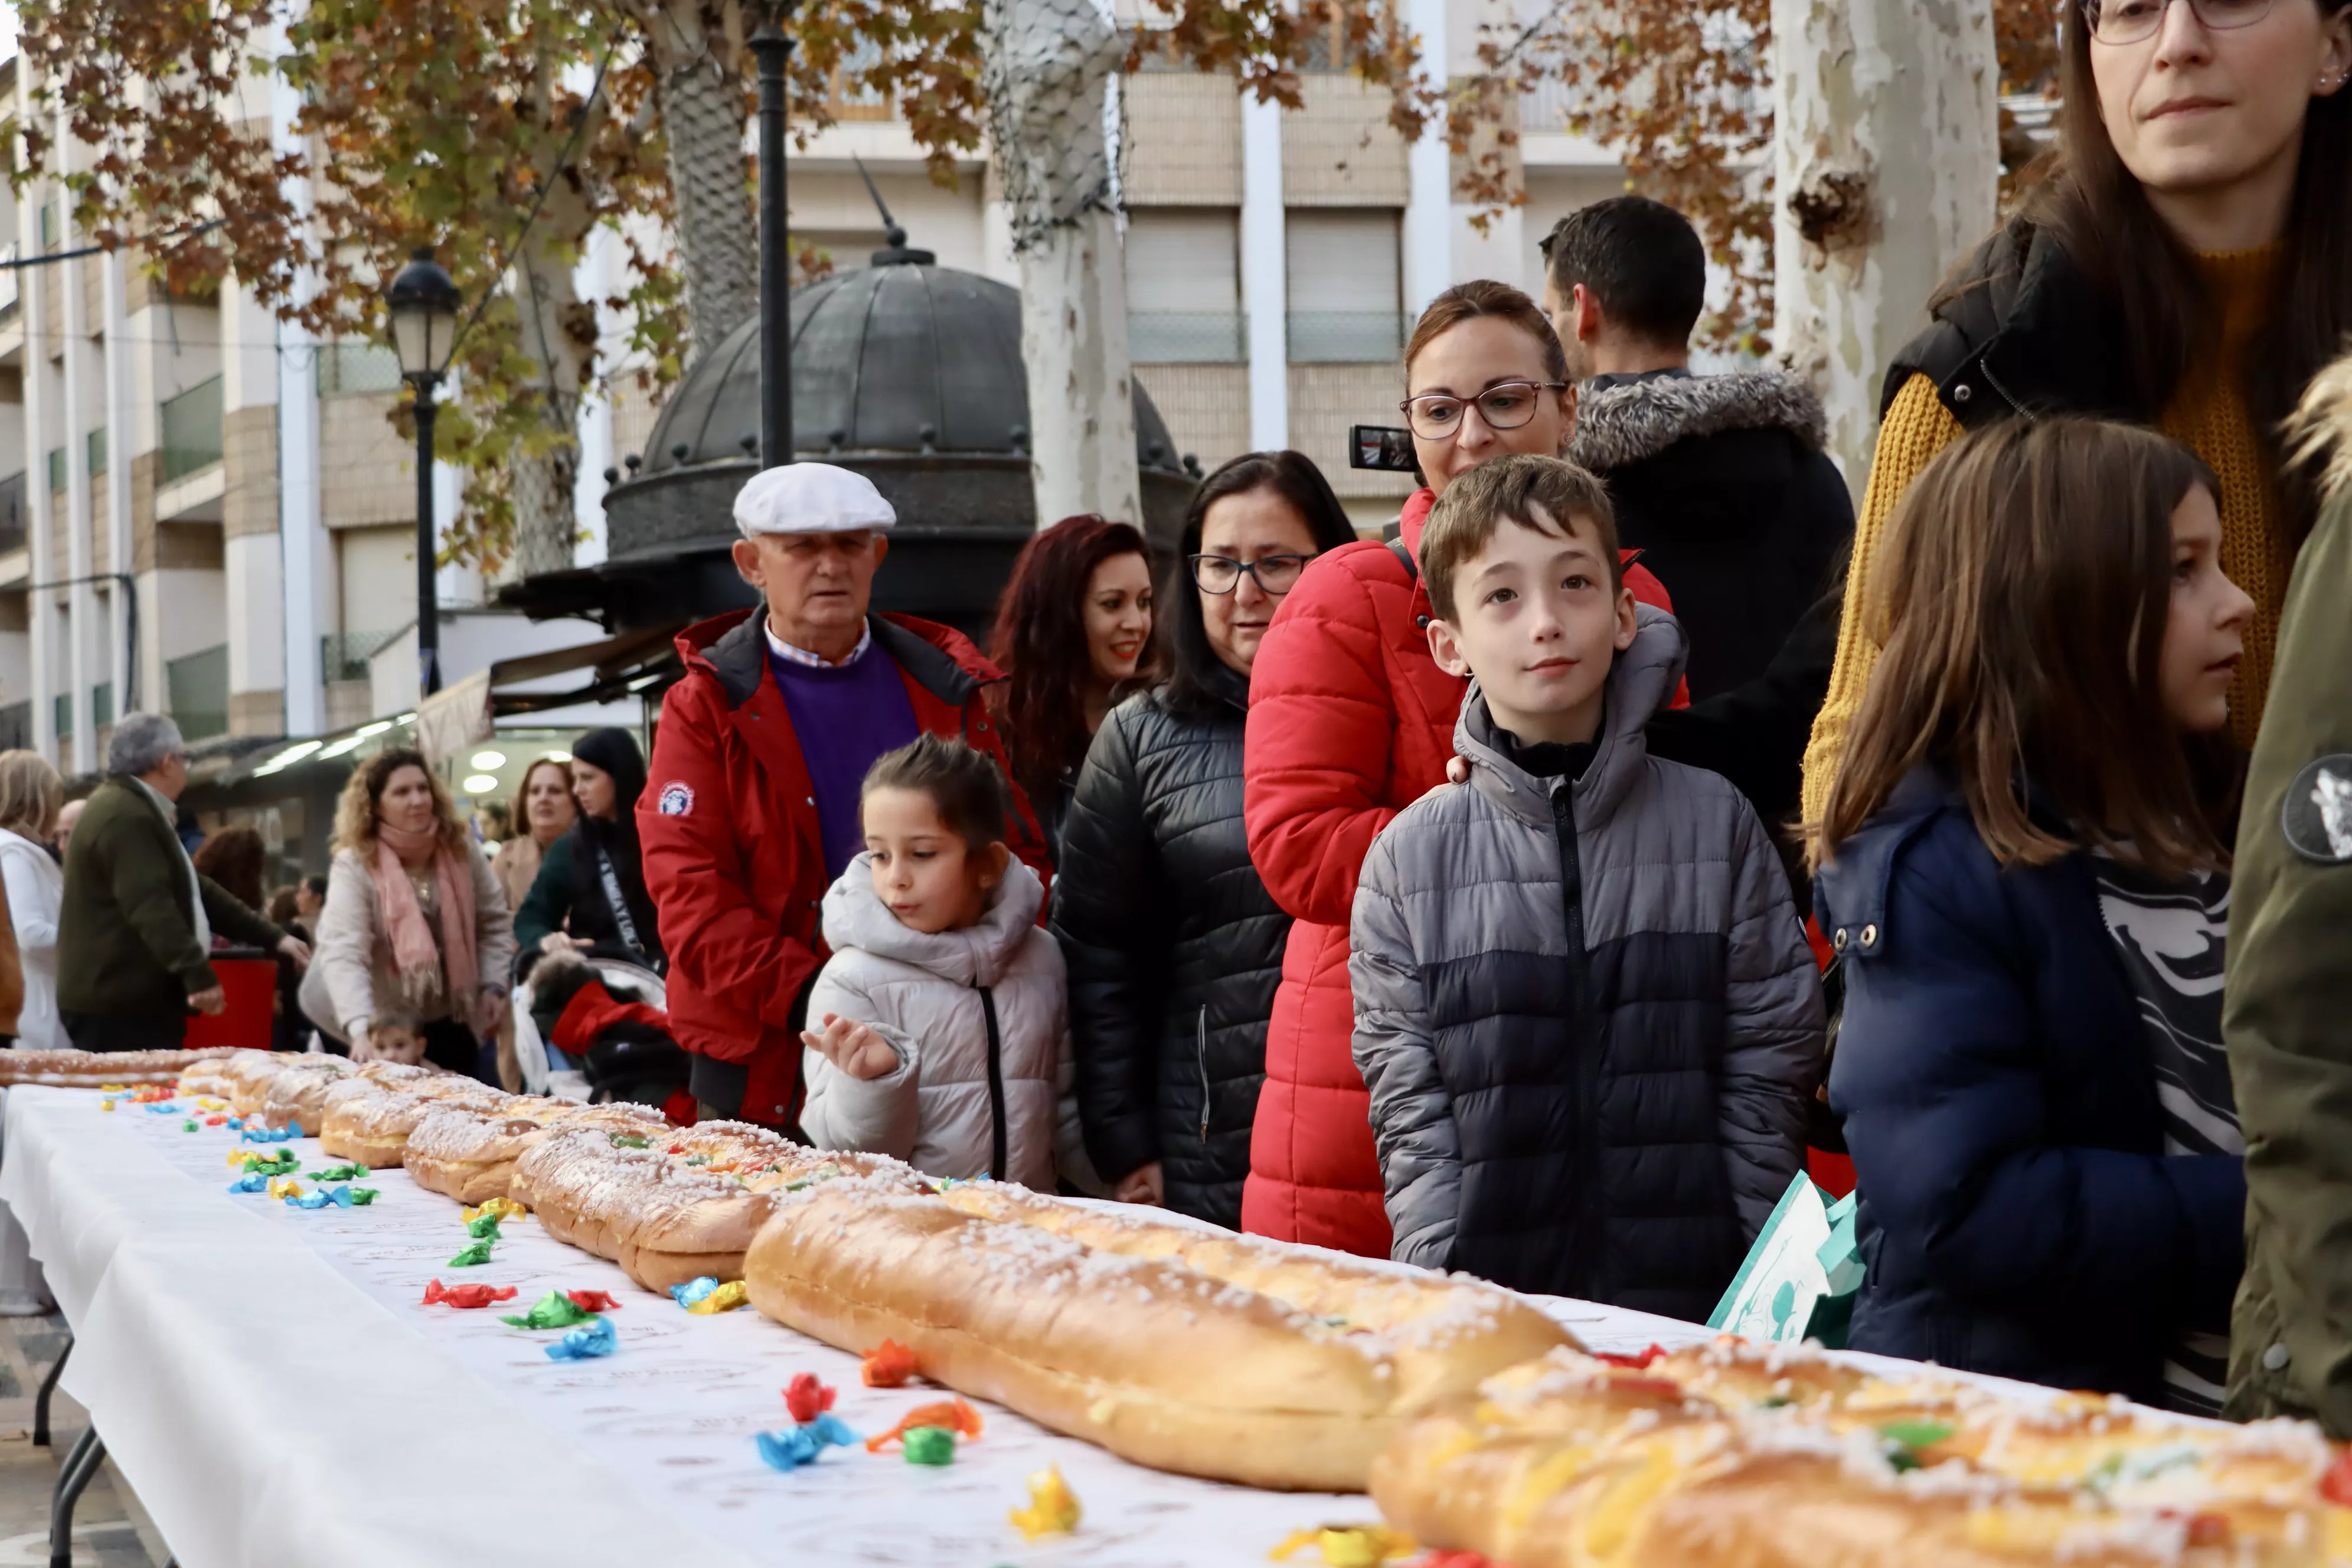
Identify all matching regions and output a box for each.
[0,1084,1713,1567]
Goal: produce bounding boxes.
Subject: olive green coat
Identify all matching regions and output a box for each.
[56,776,283,1021]
[2224,371,2352,1433]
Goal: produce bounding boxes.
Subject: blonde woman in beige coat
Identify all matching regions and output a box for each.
[309,747,515,1080]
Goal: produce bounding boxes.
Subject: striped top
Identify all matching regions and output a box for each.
[2090,849,2238,1416]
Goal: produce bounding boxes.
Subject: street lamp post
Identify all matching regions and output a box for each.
[750,3,798,469]
[386,247,462,700]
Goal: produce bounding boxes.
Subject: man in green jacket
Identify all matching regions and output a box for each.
[57,713,309,1051]
[2225,366,2352,1433]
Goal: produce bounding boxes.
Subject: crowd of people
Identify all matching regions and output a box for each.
[2,0,2348,1435]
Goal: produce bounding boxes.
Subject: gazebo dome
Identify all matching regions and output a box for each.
[600,244,1197,612]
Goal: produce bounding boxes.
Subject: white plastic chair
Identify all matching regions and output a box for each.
[513,958,668,1101]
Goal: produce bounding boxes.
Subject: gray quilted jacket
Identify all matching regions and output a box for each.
[1350,606,1822,1318]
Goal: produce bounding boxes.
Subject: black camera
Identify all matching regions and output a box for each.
[1348,424,1418,472]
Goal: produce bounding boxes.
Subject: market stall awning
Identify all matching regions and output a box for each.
[413,624,684,761]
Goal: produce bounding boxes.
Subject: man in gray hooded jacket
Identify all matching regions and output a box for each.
[1349,455,1822,1320]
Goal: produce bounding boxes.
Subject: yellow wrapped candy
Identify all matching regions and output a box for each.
[102,1100,118,1112]
[267,1178,303,1200]
[462,1198,526,1225]
[98,1084,126,1093]
[1269,1525,1417,1566]
[1010,1466,1082,1540]
[684,1279,748,1315]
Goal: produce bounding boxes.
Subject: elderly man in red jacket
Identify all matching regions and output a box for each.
[640,463,1048,1129]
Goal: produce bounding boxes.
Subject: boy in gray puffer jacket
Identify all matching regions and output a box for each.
[1350,455,1821,1320]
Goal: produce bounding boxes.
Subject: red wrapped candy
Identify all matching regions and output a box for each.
[566,1290,622,1314]
[861,1338,917,1388]
[864,1397,983,1452]
[422,1279,520,1309]
[785,1373,838,1425]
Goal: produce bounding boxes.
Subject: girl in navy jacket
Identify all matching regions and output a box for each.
[1809,416,2253,1410]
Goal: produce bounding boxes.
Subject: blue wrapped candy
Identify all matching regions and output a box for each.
[287,1184,357,1210]
[669,1275,721,1308]
[544,1317,618,1361]
[143,1103,183,1115]
[240,1123,302,1144]
[227,1174,269,1194]
[754,1413,860,1471]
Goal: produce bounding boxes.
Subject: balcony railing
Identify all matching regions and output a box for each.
[1128,311,1247,364]
[0,472,25,557]
[322,630,395,685]
[1286,310,1407,364]
[316,342,403,397]
[159,375,226,482]
[166,644,228,740]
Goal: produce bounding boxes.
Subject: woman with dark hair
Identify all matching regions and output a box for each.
[988,515,1155,860]
[514,727,662,982]
[1051,453,1357,1226]
[192,827,267,919]
[1240,281,1675,1254]
[1801,0,2352,822]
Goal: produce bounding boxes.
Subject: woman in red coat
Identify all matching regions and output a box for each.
[1240,279,1675,1253]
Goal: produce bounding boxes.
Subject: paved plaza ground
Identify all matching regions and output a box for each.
[0,1314,165,1567]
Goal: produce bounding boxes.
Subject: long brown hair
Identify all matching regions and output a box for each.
[2030,0,2352,551]
[988,515,1156,807]
[193,826,267,910]
[332,747,469,855]
[1810,417,2230,880]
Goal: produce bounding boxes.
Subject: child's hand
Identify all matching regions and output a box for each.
[1113,1162,1164,1206]
[800,1014,900,1081]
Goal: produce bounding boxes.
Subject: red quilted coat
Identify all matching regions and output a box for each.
[1240,488,1679,1255]
[640,607,1048,1129]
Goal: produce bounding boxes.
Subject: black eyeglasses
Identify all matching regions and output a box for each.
[1400,381,1567,441]
[1190,553,1315,595]
[2082,0,2272,43]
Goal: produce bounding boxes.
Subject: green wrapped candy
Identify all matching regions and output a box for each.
[447,1239,495,1268]
[499,1291,598,1331]
[465,1213,503,1240]
[349,1188,380,1206]
[901,1426,956,1466]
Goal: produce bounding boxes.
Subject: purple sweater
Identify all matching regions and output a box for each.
[767,633,921,880]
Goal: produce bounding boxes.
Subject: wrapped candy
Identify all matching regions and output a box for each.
[307,1162,370,1181]
[241,1123,301,1143]
[544,1317,618,1361]
[861,1338,917,1388]
[463,1197,525,1225]
[500,1292,599,1331]
[864,1398,983,1453]
[465,1213,504,1240]
[266,1178,304,1201]
[753,1413,860,1472]
[685,1280,747,1316]
[287,1184,364,1210]
[447,1239,495,1268]
[233,1149,298,1175]
[783,1373,837,1425]
[668,1276,721,1308]
[1269,1526,1419,1567]
[349,1188,380,1206]
[900,1427,956,1466]
[423,1279,519,1309]
[181,1119,198,1132]
[564,1289,621,1314]
[1008,1467,1081,1539]
[227,1174,269,1194]
[204,1115,227,1127]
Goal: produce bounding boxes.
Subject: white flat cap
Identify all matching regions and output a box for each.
[732,462,897,538]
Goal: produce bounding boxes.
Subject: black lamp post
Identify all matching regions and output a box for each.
[386,247,462,699]
[750,2,798,469]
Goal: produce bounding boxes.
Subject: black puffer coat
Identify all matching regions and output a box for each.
[1050,665,1290,1227]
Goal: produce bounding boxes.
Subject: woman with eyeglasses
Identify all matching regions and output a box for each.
[1801,0,2352,825]
[1050,453,1359,1226]
[1236,280,1678,1255]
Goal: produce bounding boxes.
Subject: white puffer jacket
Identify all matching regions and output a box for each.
[799,855,1099,1194]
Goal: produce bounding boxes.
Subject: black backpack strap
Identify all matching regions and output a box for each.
[1385,537,1419,582]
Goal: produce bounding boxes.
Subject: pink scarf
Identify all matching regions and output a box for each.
[372,819,479,1009]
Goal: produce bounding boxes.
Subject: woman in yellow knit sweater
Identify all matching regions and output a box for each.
[1801,0,2352,824]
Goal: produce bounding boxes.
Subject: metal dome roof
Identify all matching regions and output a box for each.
[632,253,1190,476]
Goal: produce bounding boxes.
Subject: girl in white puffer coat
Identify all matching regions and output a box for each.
[798,736,1100,1195]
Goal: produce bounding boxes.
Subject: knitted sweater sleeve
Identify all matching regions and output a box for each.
[1799,373,1966,824]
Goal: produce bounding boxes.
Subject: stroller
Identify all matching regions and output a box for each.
[513,952,694,1120]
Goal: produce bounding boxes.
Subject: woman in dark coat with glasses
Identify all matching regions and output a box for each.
[1049,452,1358,1227]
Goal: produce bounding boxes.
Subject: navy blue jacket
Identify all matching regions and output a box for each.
[1815,768,2244,1403]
